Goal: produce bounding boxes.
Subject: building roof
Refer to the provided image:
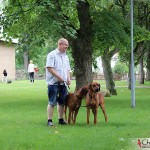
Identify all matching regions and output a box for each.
[0,38,18,44]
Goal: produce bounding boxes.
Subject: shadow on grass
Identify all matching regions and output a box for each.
[59,121,132,128]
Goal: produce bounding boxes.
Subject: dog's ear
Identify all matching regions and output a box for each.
[81,86,89,95]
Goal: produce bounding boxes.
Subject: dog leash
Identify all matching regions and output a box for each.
[64,81,70,91]
[80,105,87,107]
[80,104,91,107]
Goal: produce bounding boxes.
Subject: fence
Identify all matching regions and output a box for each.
[93,73,146,81]
[15,70,147,81]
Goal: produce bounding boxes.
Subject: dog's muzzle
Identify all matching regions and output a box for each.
[95,88,100,93]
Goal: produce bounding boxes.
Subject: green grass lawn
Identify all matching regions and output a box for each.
[0,80,150,150]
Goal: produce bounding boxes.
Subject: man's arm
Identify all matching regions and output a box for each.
[67,71,71,85]
[47,67,64,82]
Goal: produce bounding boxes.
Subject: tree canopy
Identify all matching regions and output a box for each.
[0,0,150,90]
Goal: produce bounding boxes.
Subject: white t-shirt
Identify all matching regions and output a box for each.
[28,64,35,73]
[46,49,71,85]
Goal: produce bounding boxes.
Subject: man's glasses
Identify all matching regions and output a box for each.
[60,43,69,47]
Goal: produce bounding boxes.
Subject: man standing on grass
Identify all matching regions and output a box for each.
[46,38,71,127]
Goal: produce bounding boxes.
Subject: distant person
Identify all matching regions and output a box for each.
[46,38,71,126]
[2,68,8,83]
[28,60,35,83]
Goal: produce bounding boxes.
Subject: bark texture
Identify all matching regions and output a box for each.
[101,55,117,95]
[70,1,93,89]
[146,50,150,81]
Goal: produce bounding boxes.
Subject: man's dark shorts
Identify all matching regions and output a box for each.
[48,83,68,106]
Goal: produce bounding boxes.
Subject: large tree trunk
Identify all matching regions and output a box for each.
[70,1,93,90]
[71,39,93,89]
[146,50,150,80]
[101,55,117,95]
[139,57,144,84]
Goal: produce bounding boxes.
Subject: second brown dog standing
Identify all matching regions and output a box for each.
[86,82,108,124]
[64,86,89,124]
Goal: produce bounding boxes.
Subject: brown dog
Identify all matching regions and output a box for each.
[64,86,89,124]
[86,82,108,124]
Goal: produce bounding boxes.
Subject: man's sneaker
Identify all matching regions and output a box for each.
[58,119,67,125]
[47,121,54,127]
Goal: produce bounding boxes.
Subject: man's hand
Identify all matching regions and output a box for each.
[66,79,71,85]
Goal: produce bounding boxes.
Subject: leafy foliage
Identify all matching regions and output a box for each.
[113,61,128,75]
[134,26,150,42]
[1,0,77,71]
[1,0,150,82]
[92,8,129,57]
